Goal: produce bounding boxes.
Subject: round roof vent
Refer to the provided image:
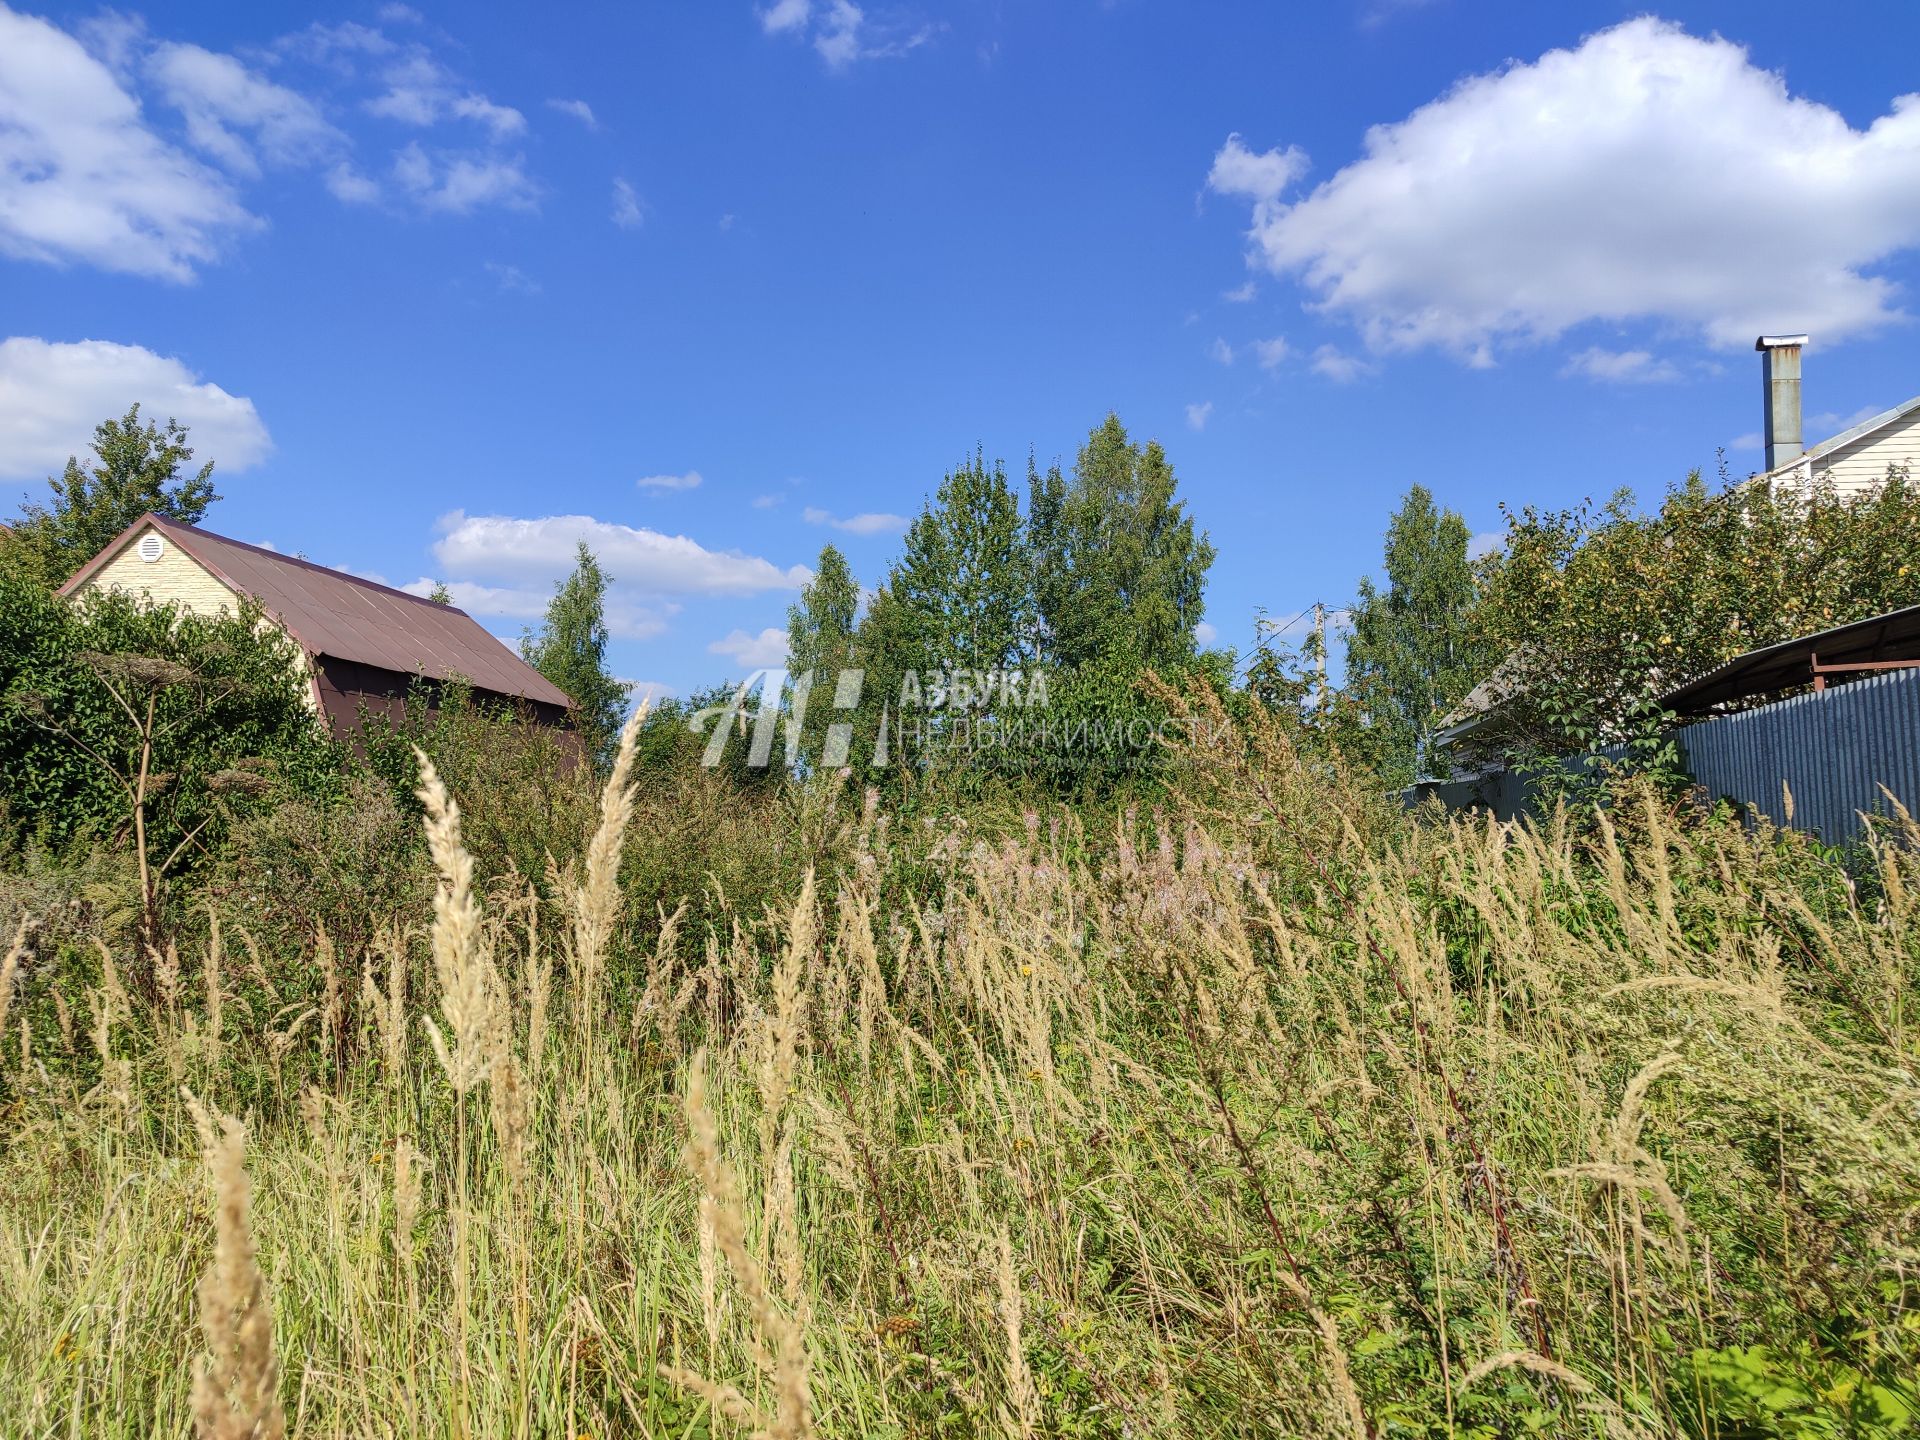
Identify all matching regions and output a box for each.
[137,533,165,563]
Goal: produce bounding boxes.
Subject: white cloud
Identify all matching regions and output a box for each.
[1310,345,1372,383]
[401,577,671,639]
[0,5,256,280]
[0,336,272,481]
[326,163,379,203]
[1209,19,1920,361]
[546,97,597,129]
[392,141,536,213]
[433,512,811,596]
[760,0,934,70]
[1251,336,1290,369]
[759,0,812,35]
[1468,530,1504,561]
[1207,337,1234,365]
[450,93,525,140]
[752,493,783,509]
[1560,347,1684,384]
[365,52,523,138]
[1222,279,1257,303]
[1206,132,1309,218]
[1193,620,1218,646]
[148,43,343,177]
[611,177,644,229]
[709,627,790,670]
[637,470,702,493]
[1727,432,1763,454]
[802,505,908,536]
[1185,400,1213,430]
[377,4,424,24]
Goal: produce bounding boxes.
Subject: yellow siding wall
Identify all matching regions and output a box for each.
[83,528,237,616]
[76,526,319,713]
[1811,408,1920,499]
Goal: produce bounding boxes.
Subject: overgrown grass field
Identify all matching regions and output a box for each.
[2,701,1917,1438]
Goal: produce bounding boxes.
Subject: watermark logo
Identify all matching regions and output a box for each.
[689,666,1218,771]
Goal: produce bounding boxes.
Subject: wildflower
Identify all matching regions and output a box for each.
[1019,964,1033,977]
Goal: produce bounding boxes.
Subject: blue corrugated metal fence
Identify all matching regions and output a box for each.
[1677,665,1920,842]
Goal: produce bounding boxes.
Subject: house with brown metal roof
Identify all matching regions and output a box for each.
[59,513,573,735]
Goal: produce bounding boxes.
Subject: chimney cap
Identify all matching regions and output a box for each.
[1756,334,1809,350]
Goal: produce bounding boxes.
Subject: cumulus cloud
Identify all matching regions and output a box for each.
[759,0,811,33]
[637,470,702,493]
[400,577,671,639]
[1206,133,1309,218]
[1560,347,1684,384]
[709,626,790,670]
[1193,621,1218,646]
[1185,401,1213,430]
[1208,18,1920,361]
[0,337,271,480]
[0,5,256,280]
[1222,279,1257,303]
[1207,337,1234,365]
[433,512,811,596]
[802,505,908,536]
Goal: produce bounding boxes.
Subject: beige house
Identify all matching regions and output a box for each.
[61,513,573,737]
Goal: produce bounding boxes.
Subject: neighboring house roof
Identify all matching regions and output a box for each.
[1763,393,1920,479]
[60,513,572,710]
[1432,651,1529,750]
[1657,603,1920,716]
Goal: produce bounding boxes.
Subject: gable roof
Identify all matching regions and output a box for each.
[1766,393,1920,476]
[60,513,572,710]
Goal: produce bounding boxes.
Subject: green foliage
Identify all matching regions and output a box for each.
[1030,413,1214,675]
[520,542,628,760]
[892,449,1035,676]
[0,575,337,882]
[1344,485,1489,785]
[356,678,601,887]
[786,543,860,768]
[1474,465,1920,771]
[3,405,219,588]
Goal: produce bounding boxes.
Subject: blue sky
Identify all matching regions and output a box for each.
[5,1,1920,696]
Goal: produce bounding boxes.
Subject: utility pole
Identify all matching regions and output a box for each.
[1312,601,1328,713]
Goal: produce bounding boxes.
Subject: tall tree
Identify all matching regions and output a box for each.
[521,543,627,760]
[6,406,220,588]
[1030,414,1214,674]
[785,543,860,768]
[1343,485,1487,785]
[889,449,1034,675]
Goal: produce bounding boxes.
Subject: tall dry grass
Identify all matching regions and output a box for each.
[1,699,1918,1437]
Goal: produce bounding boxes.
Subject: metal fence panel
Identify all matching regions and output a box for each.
[1677,666,1920,842]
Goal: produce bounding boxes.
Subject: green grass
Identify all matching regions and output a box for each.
[2,707,1918,1438]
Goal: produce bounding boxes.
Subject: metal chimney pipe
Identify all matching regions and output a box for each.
[1756,334,1807,473]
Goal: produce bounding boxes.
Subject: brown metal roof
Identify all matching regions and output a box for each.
[1657,604,1920,716]
[61,514,573,710]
